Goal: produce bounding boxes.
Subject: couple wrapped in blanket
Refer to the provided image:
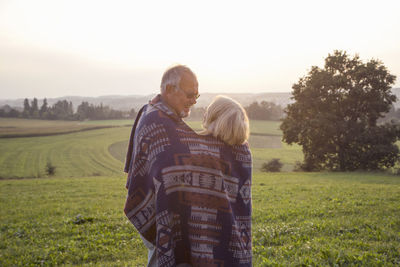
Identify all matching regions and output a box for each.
[124,66,252,267]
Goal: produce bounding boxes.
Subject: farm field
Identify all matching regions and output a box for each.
[0,127,129,178]
[2,118,399,265]
[1,172,399,266]
[79,119,134,126]
[0,118,127,138]
[0,119,297,178]
[0,117,281,137]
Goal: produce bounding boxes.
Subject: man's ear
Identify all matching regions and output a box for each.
[166,84,175,94]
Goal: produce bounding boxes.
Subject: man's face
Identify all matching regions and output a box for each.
[166,74,199,118]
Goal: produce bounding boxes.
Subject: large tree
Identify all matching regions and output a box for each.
[281,50,399,171]
[39,98,49,118]
[245,101,284,121]
[48,100,74,120]
[30,98,39,118]
[22,98,30,118]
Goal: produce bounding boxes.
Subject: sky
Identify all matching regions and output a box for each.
[0,0,400,99]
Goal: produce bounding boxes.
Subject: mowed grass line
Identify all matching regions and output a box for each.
[0,119,299,178]
[0,127,131,178]
[80,119,134,126]
[0,118,124,137]
[109,122,301,172]
[109,139,302,172]
[1,173,399,266]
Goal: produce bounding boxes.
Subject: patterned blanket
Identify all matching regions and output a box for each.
[124,97,252,266]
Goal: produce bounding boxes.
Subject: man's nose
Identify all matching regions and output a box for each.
[190,97,197,105]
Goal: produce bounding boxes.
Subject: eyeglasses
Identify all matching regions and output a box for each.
[175,85,200,100]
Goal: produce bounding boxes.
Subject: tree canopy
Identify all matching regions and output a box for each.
[280,50,399,171]
[245,101,284,121]
[0,99,136,121]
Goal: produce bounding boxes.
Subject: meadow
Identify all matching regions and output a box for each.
[1,173,399,266]
[0,127,126,178]
[0,118,399,266]
[0,119,299,178]
[0,118,125,138]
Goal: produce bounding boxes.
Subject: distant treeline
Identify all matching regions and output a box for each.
[0,98,136,120]
[189,100,284,121]
[0,98,284,121]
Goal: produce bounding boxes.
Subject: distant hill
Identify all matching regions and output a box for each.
[1,88,399,111]
[195,92,293,109]
[0,95,152,112]
[0,92,293,112]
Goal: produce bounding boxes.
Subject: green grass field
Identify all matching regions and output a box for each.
[0,119,296,178]
[0,127,130,178]
[0,118,127,138]
[1,173,399,266]
[80,119,134,126]
[1,118,399,266]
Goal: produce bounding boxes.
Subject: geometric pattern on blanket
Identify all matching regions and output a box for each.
[125,96,252,266]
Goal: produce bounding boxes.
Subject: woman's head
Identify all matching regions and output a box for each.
[202,95,249,145]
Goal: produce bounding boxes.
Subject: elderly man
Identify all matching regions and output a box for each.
[124,65,252,267]
[124,65,199,266]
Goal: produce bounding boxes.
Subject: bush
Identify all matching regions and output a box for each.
[293,161,309,172]
[72,214,94,225]
[261,158,283,172]
[46,162,56,176]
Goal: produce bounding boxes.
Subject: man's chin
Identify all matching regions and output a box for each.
[179,110,190,118]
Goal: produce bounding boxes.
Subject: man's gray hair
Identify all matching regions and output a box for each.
[160,65,197,93]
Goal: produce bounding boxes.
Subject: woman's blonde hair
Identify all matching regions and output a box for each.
[202,95,249,145]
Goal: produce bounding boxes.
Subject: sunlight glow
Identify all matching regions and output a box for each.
[0,0,399,98]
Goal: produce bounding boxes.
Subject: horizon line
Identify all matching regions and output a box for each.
[0,91,295,101]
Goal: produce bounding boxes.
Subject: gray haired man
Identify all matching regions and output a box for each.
[124,65,199,267]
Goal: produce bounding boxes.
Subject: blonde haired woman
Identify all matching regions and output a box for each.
[201,95,250,145]
[193,95,252,266]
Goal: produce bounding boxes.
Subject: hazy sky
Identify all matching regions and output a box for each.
[1,0,400,99]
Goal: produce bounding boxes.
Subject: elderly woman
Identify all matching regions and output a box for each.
[201,95,250,145]
[125,94,252,267]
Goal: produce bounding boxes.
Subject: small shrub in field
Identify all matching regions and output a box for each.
[293,161,305,172]
[46,162,56,176]
[293,161,315,172]
[261,158,283,172]
[72,214,94,224]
